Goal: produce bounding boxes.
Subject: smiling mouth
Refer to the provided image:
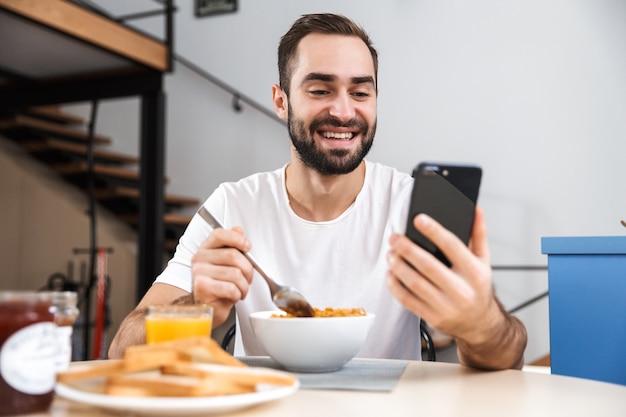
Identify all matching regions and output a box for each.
[321,131,354,140]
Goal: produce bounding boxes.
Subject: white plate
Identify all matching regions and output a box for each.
[55,362,299,416]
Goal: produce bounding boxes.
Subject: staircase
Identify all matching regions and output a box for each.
[0,105,199,255]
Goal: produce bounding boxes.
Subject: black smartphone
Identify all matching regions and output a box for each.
[405,162,482,267]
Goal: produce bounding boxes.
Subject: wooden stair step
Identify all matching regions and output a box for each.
[21,138,139,165]
[94,186,199,207]
[119,213,192,225]
[116,213,190,243]
[51,162,170,186]
[93,187,197,217]
[113,212,190,254]
[21,106,85,126]
[52,162,142,182]
[0,114,111,144]
[164,213,192,226]
[118,213,192,228]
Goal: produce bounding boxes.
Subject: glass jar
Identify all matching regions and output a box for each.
[0,291,56,416]
[50,291,79,371]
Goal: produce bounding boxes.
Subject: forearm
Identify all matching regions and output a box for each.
[456,301,528,370]
[107,308,146,359]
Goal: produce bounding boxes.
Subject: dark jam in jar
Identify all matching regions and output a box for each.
[0,292,56,416]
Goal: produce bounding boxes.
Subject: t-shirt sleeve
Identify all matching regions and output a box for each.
[153,188,229,292]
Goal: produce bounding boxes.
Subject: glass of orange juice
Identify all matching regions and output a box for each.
[144,304,213,344]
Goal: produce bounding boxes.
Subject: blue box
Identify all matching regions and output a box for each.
[542,236,626,386]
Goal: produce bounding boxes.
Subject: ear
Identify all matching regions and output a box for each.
[272,84,288,120]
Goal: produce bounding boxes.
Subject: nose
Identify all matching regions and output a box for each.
[328,92,356,122]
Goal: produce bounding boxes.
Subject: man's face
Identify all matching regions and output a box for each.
[285,34,377,175]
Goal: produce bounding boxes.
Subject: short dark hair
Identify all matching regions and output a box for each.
[278,13,378,96]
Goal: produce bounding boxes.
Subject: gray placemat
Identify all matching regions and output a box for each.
[239,356,408,392]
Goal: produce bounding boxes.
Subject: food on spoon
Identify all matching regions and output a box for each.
[56,336,296,397]
[272,307,367,318]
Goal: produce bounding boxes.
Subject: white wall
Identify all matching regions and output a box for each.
[67,0,626,362]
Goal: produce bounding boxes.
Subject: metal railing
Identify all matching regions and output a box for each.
[174,54,286,126]
[492,265,549,314]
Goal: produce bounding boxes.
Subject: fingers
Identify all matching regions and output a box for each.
[394,216,470,296]
[469,206,491,264]
[411,213,467,268]
[199,226,251,254]
[411,211,489,287]
[191,227,254,321]
[387,208,495,336]
[386,269,435,322]
[385,248,442,324]
[386,235,473,328]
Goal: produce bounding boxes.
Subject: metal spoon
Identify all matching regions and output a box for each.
[197,206,315,317]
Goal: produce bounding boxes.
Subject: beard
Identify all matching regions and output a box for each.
[287,109,376,176]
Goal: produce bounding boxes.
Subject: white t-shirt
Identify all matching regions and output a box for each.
[155,160,422,360]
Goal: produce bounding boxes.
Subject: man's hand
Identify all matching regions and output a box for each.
[386,207,527,370]
[109,225,256,359]
[191,226,255,326]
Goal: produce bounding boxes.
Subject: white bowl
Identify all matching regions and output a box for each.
[249,310,375,373]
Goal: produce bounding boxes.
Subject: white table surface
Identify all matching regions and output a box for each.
[22,360,626,417]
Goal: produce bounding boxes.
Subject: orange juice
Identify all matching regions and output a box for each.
[145,305,213,344]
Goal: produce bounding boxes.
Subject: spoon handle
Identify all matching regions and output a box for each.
[197,207,279,290]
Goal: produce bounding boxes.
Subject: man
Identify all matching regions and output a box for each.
[109,13,527,370]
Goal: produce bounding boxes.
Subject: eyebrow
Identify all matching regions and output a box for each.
[301,73,376,88]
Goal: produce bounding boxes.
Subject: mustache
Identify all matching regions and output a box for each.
[309,117,368,134]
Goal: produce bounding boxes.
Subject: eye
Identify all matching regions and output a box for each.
[351,90,373,100]
[309,89,329,96]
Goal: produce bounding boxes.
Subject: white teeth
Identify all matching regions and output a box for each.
[322,131,353,140]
